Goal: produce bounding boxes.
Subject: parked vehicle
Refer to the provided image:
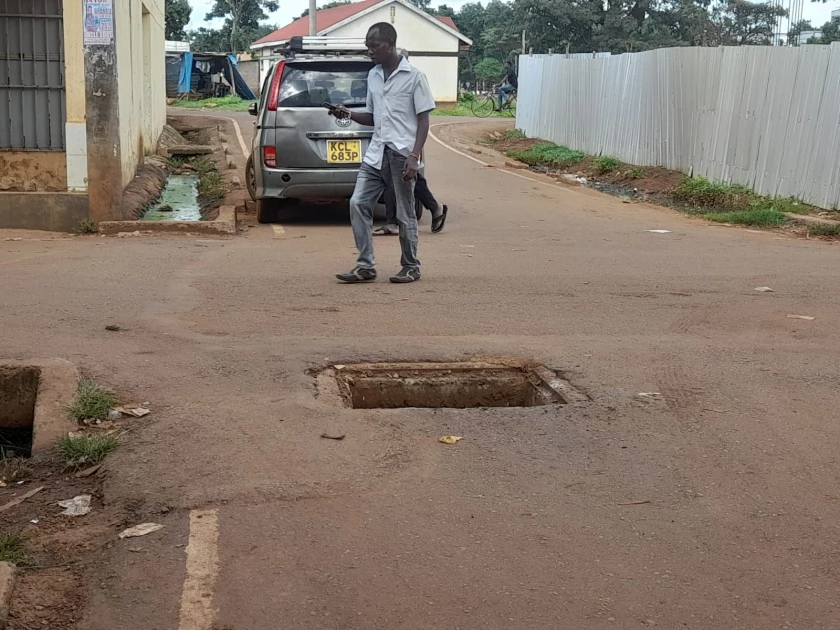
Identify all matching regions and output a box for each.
[247,36,422,223]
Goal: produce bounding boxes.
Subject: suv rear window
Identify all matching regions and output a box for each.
[278,61,374,108]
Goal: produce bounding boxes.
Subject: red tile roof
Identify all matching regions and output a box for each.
[252,0,461,47]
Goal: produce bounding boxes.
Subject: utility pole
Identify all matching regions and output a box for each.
[521,29,526,54]
[309,0,318,36]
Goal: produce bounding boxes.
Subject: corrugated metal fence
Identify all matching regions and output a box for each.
[517,44,840,209]
[0,0,66,150]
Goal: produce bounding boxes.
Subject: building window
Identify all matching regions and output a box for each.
[0,0,66,150]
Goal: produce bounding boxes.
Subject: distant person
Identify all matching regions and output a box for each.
[330,23,435,284]
[498,60,518,109]
[375,49,448,236]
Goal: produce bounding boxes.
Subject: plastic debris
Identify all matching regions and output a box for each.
[119,523,164,539]
[107,409,122,421]
[320,432,346,440]
[439,436,463,445]
[646,229,672,233]
[105,325,121,331]
[753,286,775,292]
[786,314,815,320]
[115,406,151,418]
[58,495,92,517]
[637,392,663,398]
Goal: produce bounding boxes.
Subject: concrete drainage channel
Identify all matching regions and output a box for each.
[317,362,588,409]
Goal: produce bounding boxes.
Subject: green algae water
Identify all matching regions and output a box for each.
[142,175,201,221]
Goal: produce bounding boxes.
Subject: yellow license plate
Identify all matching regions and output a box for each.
[327,140,362,164]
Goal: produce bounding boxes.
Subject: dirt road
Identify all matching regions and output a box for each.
[2,115,840,629]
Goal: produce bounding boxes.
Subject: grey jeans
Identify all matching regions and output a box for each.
[350,147,419,270]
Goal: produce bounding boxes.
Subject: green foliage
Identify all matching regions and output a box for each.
[197,0,279,52]
[194,158,227,209]
[57,434,119,469]
[809,17,840,44]
[474,57,504,83]
[0,535,28,565]
[74,219,98,235]
[67,379,118,423]
[458,91,476,103]
[507,143,584,167]
[504,129,526,139]
[299,1,350,19]
[704,208,790,227]
[165,0,192,41]
[170,96,255,112]
[807,223,840,237]
[626,167,644,179]
[593,156,621,173]
[674,177,755,209]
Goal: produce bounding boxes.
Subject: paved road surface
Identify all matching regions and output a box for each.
[2,114,840,630]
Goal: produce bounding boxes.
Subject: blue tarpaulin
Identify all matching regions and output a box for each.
[177,51,193,94]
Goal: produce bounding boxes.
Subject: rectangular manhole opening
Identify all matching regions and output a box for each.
[322,362,586,410]
[0,366,39,458]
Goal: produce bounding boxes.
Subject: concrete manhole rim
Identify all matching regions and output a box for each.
[316,361,588,409]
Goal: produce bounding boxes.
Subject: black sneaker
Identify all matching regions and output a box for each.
[336,267,377,283]
[389,267,421,283]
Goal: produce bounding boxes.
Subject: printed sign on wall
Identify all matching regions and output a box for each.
[84,0,114,46]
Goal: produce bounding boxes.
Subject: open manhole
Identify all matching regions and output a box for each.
[318,362,587,409]
[0,366,39,458]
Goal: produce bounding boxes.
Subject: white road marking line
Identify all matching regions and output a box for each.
[224,116,250,157]
[429,122,566,190]
[272,224,286,236]
[178,509,220,630]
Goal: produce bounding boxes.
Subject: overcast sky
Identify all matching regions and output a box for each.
[186,0,840,34]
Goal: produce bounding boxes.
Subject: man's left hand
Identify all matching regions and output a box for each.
[403,155,419,181]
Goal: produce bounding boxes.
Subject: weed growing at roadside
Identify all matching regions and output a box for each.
[626,167,644,179]
[57,434,119,468]
[170,95,254,112]
[507,143,584,168]
[593,156,621,173]
[0,535,28,565]
[74,219,98,235]
[704,207,789,227]
[194,157,226,208]
[67,379,117,423]
[674,177,754,210]
[0,456,32,482]
[807,223,840,237]
[504,129,526,139]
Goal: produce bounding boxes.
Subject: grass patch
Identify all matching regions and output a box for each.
[806,222,840,237]
[0,457,32,483]
[67,379,117,423]
[593,156,621,174]
[507,143,584,168]
[194,157,226,209]
[432,103,511,117]
[170,95,254,112]
[674,177,754,210]
[74,219,98,235]
[503,129,526,139]
[0,535,28,565]
[57,434,119,468]
[626,167,643,180]
[703,207,790,227]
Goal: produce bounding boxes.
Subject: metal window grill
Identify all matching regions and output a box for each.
[0,0,66,150]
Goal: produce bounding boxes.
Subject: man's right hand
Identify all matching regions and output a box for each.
[329,105,351,120]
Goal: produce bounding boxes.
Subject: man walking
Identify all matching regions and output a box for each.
[330,23,435,284]
[498,60,518,109]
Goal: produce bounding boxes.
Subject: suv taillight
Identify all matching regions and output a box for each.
[264,147,277,168]
[266,61,286,111]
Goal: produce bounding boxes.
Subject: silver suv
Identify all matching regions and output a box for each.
[246,38,376,223]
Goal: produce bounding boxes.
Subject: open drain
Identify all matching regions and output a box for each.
[0,366,39,458]
[318,362,587,410]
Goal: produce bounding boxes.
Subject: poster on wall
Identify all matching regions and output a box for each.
[84,0,114,46]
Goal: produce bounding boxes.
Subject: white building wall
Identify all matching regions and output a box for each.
[410,56,458,103]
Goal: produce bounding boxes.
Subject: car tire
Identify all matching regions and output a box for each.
[256,199,276,224]
[245,155,256,202]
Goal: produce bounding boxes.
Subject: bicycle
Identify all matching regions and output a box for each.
[470,90,517,118]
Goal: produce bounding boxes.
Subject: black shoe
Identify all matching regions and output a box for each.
[336,267,377,283]
[389,267,421,283]
[431,204,448,233]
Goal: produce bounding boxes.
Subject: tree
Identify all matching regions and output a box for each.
[206,0,280,52]
[474,57,504,83]
[190,23,277,53]
[406,0,432,9]
[709,0,787,45]
[811,17,840,43]
[300,1,350,19]
[432,4,457,18]
[165,0,192,41]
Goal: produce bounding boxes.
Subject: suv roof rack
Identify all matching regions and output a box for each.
[276,36,369,58]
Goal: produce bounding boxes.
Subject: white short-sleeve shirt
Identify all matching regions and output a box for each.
[363,56,436,169]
